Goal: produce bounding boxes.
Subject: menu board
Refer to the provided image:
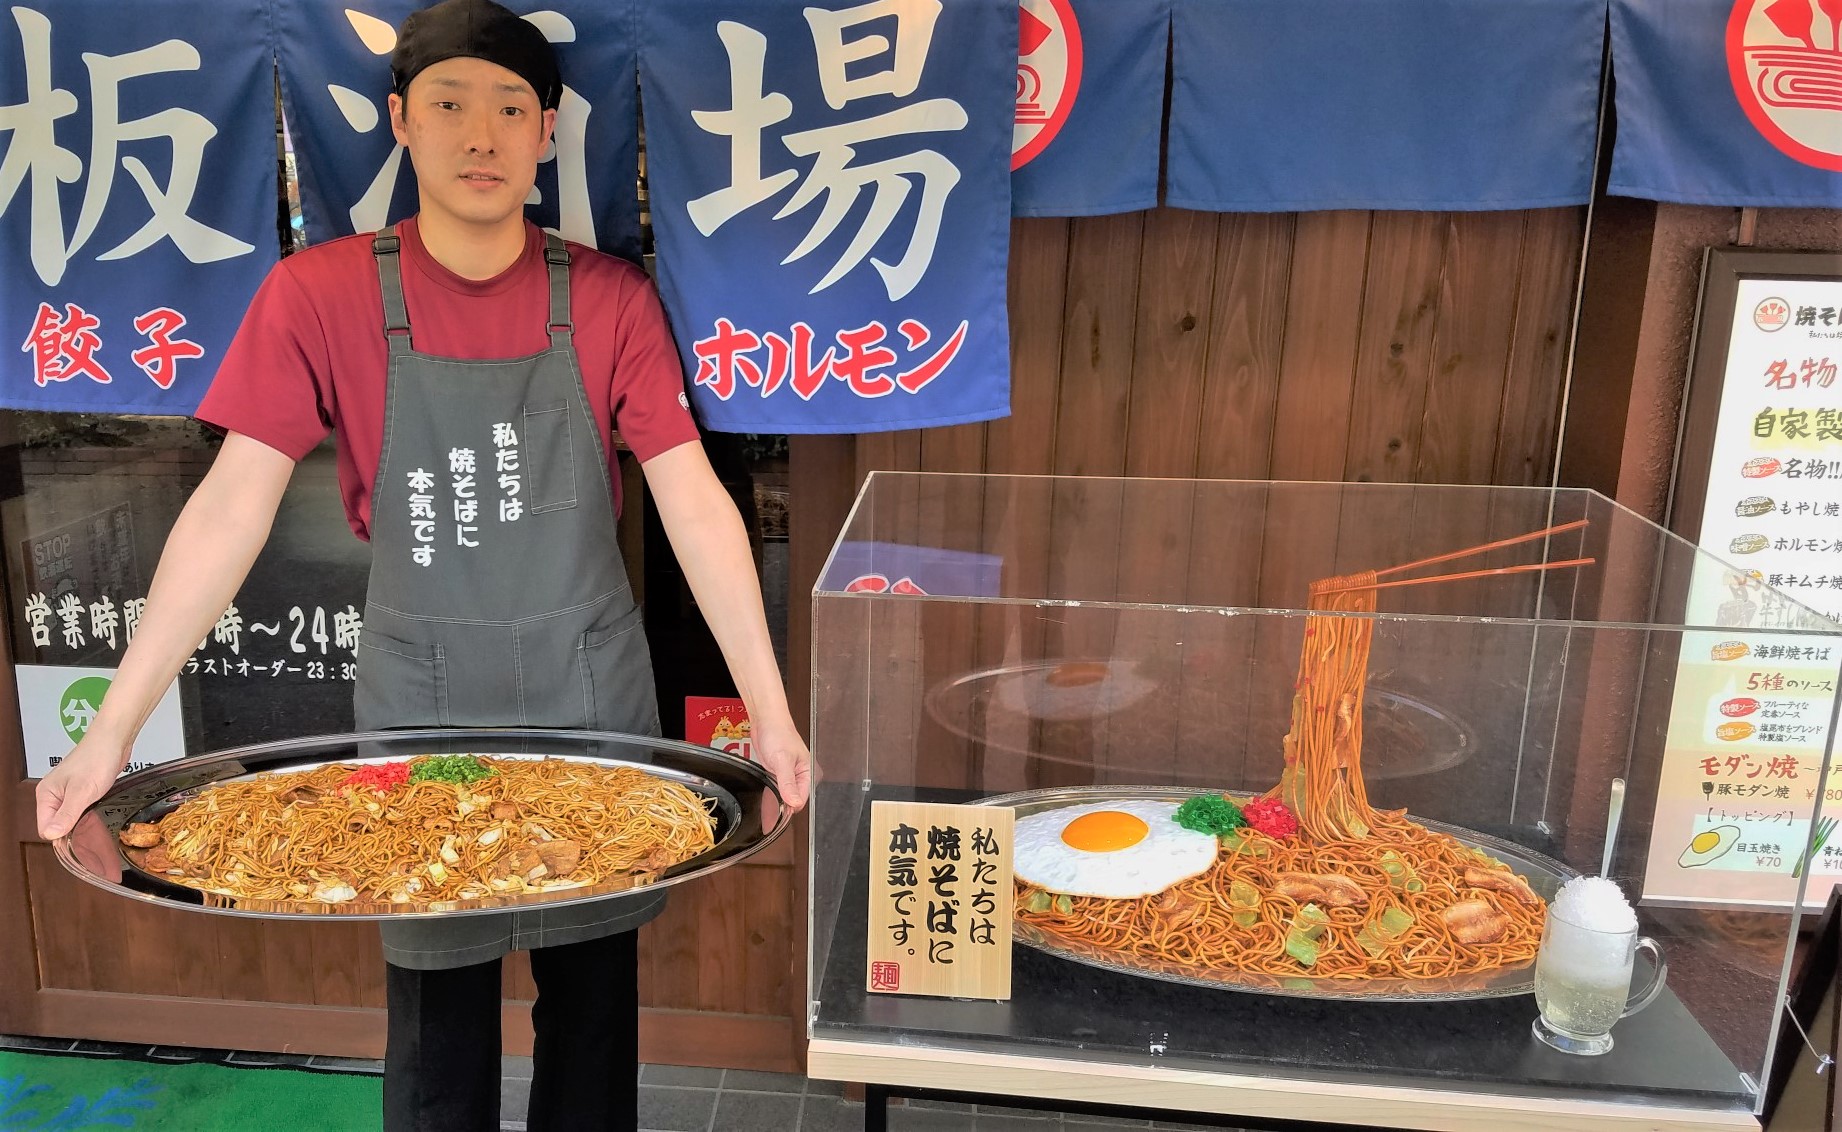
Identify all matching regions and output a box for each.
[1645,258,1842,909]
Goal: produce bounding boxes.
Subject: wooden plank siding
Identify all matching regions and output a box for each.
[808,203,1584,550]
[793,201,1585,921]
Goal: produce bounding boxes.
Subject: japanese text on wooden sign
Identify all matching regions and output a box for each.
[867,800,1012,1000]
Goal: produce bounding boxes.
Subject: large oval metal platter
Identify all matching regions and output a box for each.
[976,785,1578,1002]
[927,661,1475,782]
[54,728,785,921]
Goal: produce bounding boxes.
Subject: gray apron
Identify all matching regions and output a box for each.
[357,228,666,971]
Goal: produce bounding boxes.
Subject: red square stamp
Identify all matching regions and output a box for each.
[869,961,901,991]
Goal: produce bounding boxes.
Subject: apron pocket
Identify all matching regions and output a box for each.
[522,401,578,514]
[577,603,659,735]
[355,628,447,729]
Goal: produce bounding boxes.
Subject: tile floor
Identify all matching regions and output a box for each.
[2,1034,1237,1131]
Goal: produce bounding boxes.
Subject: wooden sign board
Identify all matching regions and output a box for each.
[866,800,1014,1000]
[1650,249,1842,911]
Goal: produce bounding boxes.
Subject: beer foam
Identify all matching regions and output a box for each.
[1551,875,1637,934]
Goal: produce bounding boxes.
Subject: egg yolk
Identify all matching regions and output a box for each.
[1061,810,1148,852]
[1690,831,1722,854]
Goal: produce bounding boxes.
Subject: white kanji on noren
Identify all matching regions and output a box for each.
[687,1,964,302]
[687,22,796,237]
[805,0,941,109]
[0,7,256,288]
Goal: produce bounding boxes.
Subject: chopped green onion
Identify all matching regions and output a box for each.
[408,754,495,786]
[1173,794,1246,836]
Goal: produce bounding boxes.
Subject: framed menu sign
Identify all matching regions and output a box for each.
[866,801,1014,1000]
[1646,248,1842,910]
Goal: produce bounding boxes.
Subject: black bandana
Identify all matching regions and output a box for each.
[391,0,562,111]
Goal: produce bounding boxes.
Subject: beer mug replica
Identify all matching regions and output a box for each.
[1532,877,1668,1056]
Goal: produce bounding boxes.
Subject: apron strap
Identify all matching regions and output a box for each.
[372,231,414,356]
[543,231,573,350]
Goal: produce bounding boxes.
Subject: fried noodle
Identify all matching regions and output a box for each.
[1016,571,1548,982]
[120,758,717,907]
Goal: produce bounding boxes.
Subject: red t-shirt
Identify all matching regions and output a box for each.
[196,217,700,540]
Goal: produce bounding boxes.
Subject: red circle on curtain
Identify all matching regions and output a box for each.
[1012,0,1084,170]
[1726,0,1842,172]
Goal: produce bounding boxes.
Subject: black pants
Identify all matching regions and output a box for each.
[383,930,640,1132]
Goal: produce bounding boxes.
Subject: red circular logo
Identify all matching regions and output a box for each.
[1754,296,1791,330]
[1727,0,1842,172]
[1013,0,1083,170]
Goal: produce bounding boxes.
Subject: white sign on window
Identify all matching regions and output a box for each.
[16,663,185,778]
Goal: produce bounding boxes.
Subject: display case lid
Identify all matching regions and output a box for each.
[816,474,1842,635]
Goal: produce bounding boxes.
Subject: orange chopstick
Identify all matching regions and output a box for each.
[1375,519,1590,579]
[1320,557,1596,595]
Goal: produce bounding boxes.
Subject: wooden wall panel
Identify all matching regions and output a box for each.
[1054,213,1147,476]
[1195,214,1293,481]
[844,203,1581,507]
[1269,212,1373,482]
[1418,212,1527,487]
[1123,209,1219,477]
[1342,211,1451,485]
[1111,211,1220,778]
[816,201,1585,812]
[1498,208,1588,487]
[262,919,320,1006]
[991,217,1071,476]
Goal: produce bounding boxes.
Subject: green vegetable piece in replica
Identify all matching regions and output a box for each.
[1172,793,1246,836]
[408,754,496,786]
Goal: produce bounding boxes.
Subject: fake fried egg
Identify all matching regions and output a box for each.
[1013,800,1218,899]
[993,660,1157,721]
[1677,825,1740,868]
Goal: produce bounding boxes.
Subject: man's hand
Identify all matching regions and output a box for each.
[750,710,811,821]
[36,737,128,840]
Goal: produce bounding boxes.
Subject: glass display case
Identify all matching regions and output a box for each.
[808,474,1842,1130]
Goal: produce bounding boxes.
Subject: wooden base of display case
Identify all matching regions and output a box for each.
[808,1037,1761,1132]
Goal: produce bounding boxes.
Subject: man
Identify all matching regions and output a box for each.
[33,1,810,1128]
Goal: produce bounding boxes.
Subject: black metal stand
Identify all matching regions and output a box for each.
[863,1084,888,1132]
[858,1080,1397,1131]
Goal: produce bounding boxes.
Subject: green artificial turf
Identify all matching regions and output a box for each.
[0,1050,381,1130]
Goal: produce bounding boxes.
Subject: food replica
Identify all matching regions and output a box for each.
[55,729,783,919]
[808,475,1834,1131]
[1003,525,1593,996]
[115,755,717,908]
